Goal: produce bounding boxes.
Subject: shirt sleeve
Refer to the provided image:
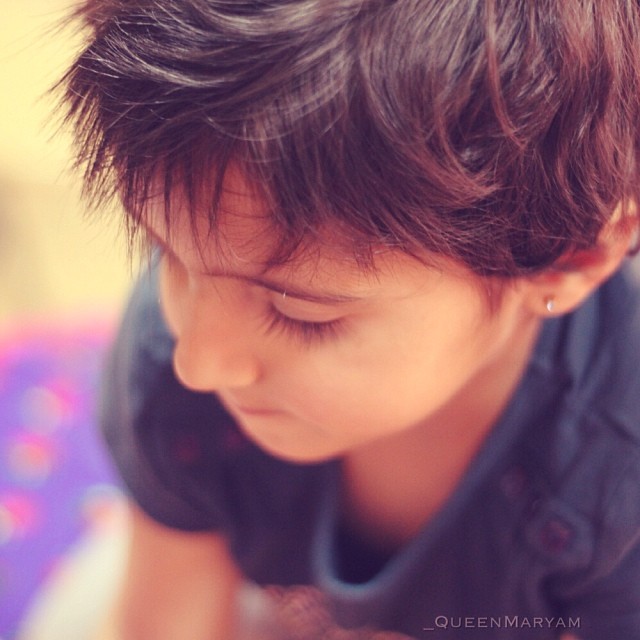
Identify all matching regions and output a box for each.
[99,266,232,531]
[559,451,640,639]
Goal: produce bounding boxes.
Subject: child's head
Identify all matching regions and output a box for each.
[63,0,640,278]
[60,1,640,461]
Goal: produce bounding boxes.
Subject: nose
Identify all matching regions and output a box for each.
[170,287,261,393]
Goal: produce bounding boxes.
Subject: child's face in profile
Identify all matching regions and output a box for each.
[146,172,539,463]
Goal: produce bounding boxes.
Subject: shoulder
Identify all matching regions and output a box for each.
[543,260,640,446]
[519,262,640,577]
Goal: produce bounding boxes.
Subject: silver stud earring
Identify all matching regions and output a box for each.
[544,296,556,313]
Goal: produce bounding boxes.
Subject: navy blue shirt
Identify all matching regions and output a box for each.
[101,263,640,639]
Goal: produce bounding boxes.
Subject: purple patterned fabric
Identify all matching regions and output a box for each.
[0,322,119,639]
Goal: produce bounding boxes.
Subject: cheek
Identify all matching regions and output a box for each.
[282,373,434,445]
[277,314,492,431]
[277,345,430,425]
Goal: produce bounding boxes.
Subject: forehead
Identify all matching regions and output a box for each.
[146,193,355,282]
[141,168,487,303]
[143,171,402,287]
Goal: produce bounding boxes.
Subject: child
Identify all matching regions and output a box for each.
[61,1,640,638]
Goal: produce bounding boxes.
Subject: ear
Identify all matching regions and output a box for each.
[521,205,639,317]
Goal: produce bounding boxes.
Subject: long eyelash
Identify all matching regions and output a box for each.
[263,306,344,345]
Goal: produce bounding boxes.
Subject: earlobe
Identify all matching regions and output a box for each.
[524,208,639,317]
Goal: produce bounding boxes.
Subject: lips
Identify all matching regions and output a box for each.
[218,393,282,418]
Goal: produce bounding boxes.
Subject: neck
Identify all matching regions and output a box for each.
[341,316,541,553]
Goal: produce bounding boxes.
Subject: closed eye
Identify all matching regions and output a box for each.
[262,305,345,346]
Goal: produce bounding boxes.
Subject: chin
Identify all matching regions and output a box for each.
[230,411,344,464]
[240,425,343,465]
[258,439,343,465]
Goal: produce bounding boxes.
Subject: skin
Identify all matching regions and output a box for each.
[149,176,542,469]
[143,171,555,550]
[97,171,639,639]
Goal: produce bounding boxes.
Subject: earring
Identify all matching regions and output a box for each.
[544,296,556,313]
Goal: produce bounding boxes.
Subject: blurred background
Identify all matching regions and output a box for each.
[1,2,133,638]
[0,0,132,327]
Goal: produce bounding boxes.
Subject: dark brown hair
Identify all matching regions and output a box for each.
[60,0,640,276]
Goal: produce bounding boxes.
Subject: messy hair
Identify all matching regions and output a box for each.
[60,0,640,276]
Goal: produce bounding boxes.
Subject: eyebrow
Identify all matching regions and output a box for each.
[143,225,364,305]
